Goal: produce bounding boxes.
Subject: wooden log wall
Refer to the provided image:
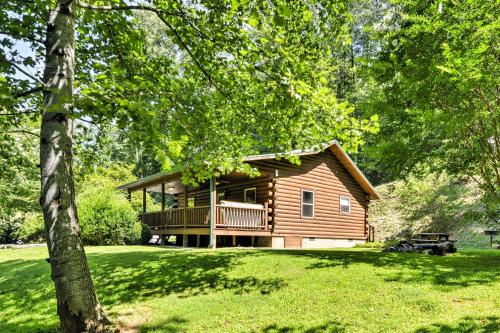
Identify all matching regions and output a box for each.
[249,150,369,240]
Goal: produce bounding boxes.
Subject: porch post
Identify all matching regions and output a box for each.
[183,186,188,247]
[142,188,146,214]
[209,176,216,248]
[161,183,165,212]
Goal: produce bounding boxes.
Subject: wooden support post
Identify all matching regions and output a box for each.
[142,188,146,214]
[183,186,188,228]
[182,186,188,248]
[209,177,216,248]
[251,236,255,247]
[161,183,165,212]
[196,234,200,248]
[232,235,237,247]
[264,201,269,229]
[270,178,276,232]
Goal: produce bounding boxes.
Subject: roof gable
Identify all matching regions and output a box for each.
[245,140,379,200]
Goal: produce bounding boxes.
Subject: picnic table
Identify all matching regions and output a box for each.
[384,232,458,255]
[411,233,453,243]
[410,233,457,254]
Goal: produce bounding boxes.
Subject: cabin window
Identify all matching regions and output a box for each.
[340,196,351,214]
[187,197,195,208]
[216,191,225,204]
[244,188,257,203]
[301,190,315,218]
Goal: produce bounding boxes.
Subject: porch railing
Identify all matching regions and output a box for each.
[215,202,269,230]
[142,203,270,231]
[142,206,210,228]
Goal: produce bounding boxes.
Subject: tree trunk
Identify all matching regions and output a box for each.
[40,1,113,332]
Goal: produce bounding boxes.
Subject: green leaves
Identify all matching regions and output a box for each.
[358,0,499,204]
[1,0,378,185]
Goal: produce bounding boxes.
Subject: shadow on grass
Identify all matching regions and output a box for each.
[413,315,499,332]
[88,250,287,306]
[139,318,347,333]
[0,258,57,332]
[257,321,347,333]
[272,249,500,288]
[130,315,499,333]
[138,316,189,333]
[0,248,284,332]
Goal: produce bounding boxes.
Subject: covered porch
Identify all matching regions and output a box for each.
[119,171,274,248]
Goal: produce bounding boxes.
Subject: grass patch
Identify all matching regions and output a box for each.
[1,246,499,332]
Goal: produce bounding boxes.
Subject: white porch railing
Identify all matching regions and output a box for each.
[215,202,269,230]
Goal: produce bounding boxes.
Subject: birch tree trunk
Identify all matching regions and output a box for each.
[40,1,112,331]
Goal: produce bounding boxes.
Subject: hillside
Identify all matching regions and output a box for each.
[369,173,497,248]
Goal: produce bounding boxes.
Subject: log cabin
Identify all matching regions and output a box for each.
[118,141,380,248]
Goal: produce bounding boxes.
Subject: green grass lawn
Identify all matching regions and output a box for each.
[0,246,499,333]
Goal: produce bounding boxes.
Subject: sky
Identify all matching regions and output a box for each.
[5,38,41,81]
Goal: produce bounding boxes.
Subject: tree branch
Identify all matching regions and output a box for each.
[176,3,214,42]
[154,13,225,94]
[14,86,45,98]
[78,1,227,96]
[75,115,111,133]
[77,2,178,16]
[0,57,46,86]
[0,110,40,117]
[1,129,40,137]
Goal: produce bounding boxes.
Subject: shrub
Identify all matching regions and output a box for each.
[77,164,161,214]
[354,241,386,248]
[124,221,143,245]
[77,184,139,245]
[18,213,45,243]
[139,223,152,245]
[0,213,23,244]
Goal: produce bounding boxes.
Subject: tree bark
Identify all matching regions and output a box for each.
[40,1,113,332]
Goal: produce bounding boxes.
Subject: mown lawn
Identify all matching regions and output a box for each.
[0,246,499,333]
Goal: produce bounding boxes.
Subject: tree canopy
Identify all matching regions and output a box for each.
[356,0,499,208]
[1,0,378,181]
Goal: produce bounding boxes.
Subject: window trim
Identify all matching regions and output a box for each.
[244,187,257,203]
[301,189,315,219]
[339,195,351,214]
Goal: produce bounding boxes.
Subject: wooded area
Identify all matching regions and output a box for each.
[0,0,498,331]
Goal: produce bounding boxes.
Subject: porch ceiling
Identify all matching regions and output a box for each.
[117,171,182,193]
[146,173,269,194]
[146,180,185,194]
[119,170,270,194]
